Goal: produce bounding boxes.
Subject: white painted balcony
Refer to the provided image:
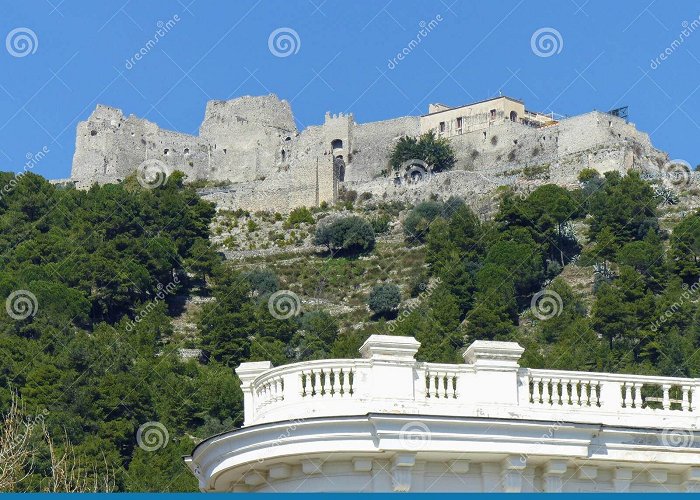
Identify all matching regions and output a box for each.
[186,335,700,492]
[238,335,699,430]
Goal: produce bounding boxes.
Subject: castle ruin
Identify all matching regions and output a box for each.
[69,94,668,211]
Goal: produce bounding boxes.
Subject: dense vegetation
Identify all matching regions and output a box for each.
[2,166,700,491]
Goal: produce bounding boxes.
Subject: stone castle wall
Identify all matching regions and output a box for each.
[70,95,668,212]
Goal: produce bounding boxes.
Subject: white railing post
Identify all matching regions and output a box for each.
[235,361,273,426]
[359,335,421,401]
[462,340,524,406]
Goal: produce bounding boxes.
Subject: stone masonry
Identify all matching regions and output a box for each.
[69,94,668,212]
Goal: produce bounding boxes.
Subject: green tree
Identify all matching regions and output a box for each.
[368,283,401,317]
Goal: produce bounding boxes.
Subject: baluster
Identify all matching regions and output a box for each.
[433,374,440,398]
[588,381,596,406]
[452,374,458,398]
[300,373,307,397]
[662,384,671,410]
[633,383,643,408]
[576,381,582,406]
[682,385,690,411]
[425,371,432,398]
[623,383,632,408]
[339,369,345,396]
[320,369,326,396]
[329,369,336,396]
[543,378,551,405]
[442,372,448,398]
[310,370,317,397]
[556,379,563,405]
[533,377,542,404]
[691,386,698,412]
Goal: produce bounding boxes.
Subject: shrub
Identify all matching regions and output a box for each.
[314,216,375,256]
[285,206,314,228]
[244,268,279,296]
[368,283,401,317]
[403,200,444,243]
[370,214,391,234]
[247,219,258,232]
[490,135,498,146]
[389,131,456,173]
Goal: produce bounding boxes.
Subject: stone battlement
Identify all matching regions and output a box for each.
[70,94,668,212]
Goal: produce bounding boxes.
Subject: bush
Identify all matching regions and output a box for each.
[403,200,445,242]
[285,207,314,228]
[389,131,456,173]
[314,216,376,256]
[244,268,279,296]
[369,214,391,234]
[368,283,401,317]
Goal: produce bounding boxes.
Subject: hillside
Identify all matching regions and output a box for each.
[2,167,700,491]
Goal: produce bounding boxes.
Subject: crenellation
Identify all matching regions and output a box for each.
[70,93,668,210]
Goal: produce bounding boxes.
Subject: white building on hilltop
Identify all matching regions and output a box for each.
[185,335,700,492]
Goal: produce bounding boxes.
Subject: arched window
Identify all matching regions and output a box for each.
[510,111,518,122]
[331,139,343,156]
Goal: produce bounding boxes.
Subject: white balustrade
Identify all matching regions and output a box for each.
[236,336,700,428]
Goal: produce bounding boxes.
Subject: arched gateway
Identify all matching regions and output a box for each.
[186,335,700,492]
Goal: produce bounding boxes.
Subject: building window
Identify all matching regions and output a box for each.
[510,111,518,122]
[490,109,496,120]
[439,121,446,133]
[456,117,462,131]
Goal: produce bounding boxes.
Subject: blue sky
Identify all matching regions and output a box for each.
[1,0,699,179]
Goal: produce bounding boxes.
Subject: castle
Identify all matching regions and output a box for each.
[68,94,668,211]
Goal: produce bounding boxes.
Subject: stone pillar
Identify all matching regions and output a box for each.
[390,453,416,492]
[359,335,420,401]
[481,463,501,492]
[462,340,525,406]
[683,467,700,492]
[235,361,273,426]
[502,455,526,493]
[542,460,567,492]
[613,467,633,492]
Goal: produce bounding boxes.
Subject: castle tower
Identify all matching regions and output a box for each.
[324,111,354,200]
